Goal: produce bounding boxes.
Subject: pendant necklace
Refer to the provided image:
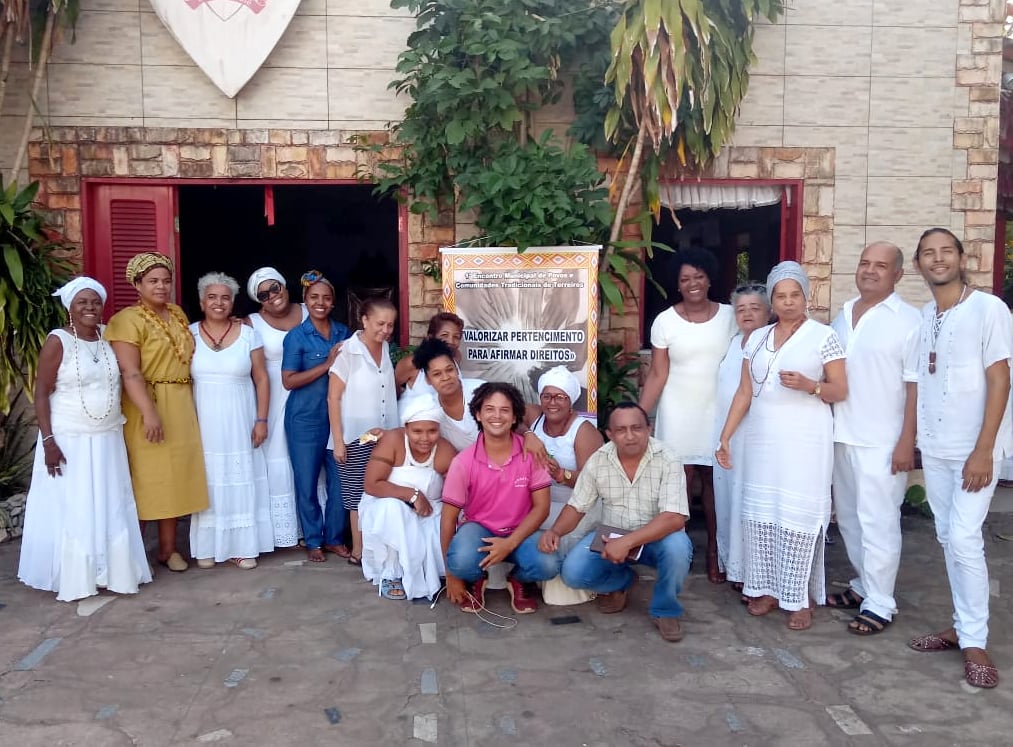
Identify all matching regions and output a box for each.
[201,319,234,351]
[929,284,967,375]
[749,318,805,397]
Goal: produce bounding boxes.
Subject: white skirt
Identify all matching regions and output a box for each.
[18,430,152,602]
[359,494,445,600]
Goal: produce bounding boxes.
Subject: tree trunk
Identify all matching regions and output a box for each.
[0,21,12,118]
[7,8,55,185]
[608,119,647,246]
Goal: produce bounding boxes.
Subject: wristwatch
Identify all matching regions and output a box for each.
[812,382,822,397]
[563,469,573,483]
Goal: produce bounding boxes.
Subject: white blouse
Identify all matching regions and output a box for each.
[328,332,398,447]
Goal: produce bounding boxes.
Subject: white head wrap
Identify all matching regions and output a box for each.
[52,276,107,310]
[400,394,443,425]
[246,267,286,303]
[537,365,581,406]
[766,261,810,300]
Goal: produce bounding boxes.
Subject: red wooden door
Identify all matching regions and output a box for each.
[84,183,178,319]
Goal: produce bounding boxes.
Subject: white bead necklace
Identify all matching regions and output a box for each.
[69,319,117,422]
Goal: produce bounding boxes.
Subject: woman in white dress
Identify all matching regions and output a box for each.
[359,395,457,600]
[328,297,400,565]
[716,262,848,631]
[189,273,274,569]
[640,248,736,583]
[713,284,771,593]
[244,267,305,549]
[18,277,151,601]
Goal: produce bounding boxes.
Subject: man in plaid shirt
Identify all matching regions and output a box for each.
[539,402,693,642]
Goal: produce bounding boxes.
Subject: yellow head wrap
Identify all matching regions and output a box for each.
[126,252,174,284]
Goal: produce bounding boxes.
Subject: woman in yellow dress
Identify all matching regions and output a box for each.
[106,252,209,572]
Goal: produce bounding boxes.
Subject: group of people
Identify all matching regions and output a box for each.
[14,229,1013,684]
[640,230,1008,688]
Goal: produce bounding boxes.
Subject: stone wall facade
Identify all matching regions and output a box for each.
[25,125,455,341]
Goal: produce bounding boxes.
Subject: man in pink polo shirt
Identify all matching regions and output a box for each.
[441,382,561,614]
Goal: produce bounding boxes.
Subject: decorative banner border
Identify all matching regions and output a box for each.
[441,246,600,416]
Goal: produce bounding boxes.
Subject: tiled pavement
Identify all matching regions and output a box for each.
[2,511,1013,746]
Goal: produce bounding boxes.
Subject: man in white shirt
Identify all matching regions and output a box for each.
[829,242,921,635]
[903,227,1012,690]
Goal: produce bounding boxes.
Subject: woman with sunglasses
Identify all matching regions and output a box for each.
[281,271,351,563]
[245,267,307,549]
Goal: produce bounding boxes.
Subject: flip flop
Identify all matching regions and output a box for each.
[908,633,959,652]
[324,544,351,559]
[826,589,862,609]
[848,610,890,636]
[347,555,362,566]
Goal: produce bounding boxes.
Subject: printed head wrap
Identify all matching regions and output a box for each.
[247,266,287,303]
[300,269,334,294]
[126,252,173,284]
[52,276,107,310]
[400,394,444,425]
[765,261,810,300]
[537,365,581,406]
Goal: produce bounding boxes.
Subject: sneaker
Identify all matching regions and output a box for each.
[506,575,537,614]
[459,576,486,613]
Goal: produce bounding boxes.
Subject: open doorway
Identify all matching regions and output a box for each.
[643,202,781,348]
[177,184,400,329]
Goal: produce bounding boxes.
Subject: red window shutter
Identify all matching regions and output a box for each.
[84,184,178,319]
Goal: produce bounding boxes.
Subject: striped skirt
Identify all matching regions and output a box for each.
[339,440,375,511]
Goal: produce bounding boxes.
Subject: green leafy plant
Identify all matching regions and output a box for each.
[903,484,932,519]
[593,0,783,246]
[596,342,642,436]
[0,389,35,498]
[0,178,75,413]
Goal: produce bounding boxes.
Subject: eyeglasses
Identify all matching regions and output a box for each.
[539,392,570,404]
[256,281,283,303]
[734,283,766,294]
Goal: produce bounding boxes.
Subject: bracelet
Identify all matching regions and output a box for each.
[41,434,55,443]
[255,418,268,423]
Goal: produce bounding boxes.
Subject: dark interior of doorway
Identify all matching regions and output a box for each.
[642,203,781,348]
[177,184,399,327]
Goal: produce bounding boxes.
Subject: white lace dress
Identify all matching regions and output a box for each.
[249,308,305,546]
[713,333,746,583]
[740,320,844,611]
[358,435,445,600]
[189,324,274,562]
[18,329,151,601]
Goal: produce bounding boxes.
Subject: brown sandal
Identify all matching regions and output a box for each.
[964,659,999,689]
[908,632,959,652]
[747,595,778,616]
[323,544,351,559]
[787,608,813,631]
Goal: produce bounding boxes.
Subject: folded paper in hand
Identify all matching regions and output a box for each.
[589,524,643,562]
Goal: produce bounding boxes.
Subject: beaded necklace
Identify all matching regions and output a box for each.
[136,303,194,367]
[748,318,805,397]
[69,320,117,422]
[200,319,234,351]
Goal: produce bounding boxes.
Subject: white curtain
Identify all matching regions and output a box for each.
[659,183,784,211]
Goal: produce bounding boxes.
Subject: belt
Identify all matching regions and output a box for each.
[147,378,193,385]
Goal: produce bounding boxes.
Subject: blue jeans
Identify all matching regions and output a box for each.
[286,418,345,549]
[561,529,693,618]
[446,522,560,583]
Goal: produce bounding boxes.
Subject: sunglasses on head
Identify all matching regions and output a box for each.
[734,283,766,294]
[256,281,283,303]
